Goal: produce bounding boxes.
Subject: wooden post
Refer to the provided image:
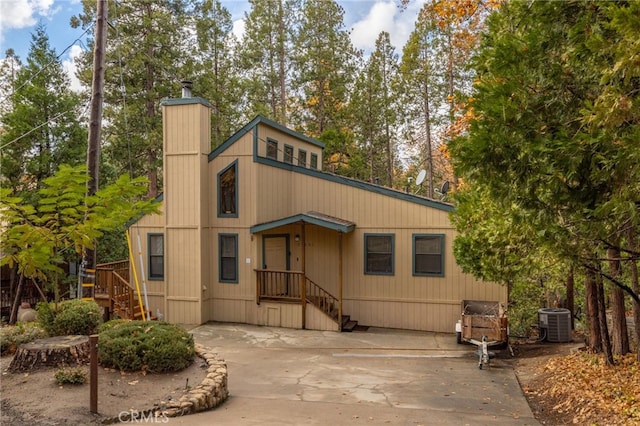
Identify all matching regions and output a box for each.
[89,334,98,414]
[338,232,343,331]
[301,223,306,329]
[82,0,107,274]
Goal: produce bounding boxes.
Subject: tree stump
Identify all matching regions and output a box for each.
[8,335,90,372]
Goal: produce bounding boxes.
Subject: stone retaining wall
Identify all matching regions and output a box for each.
[106,343,228,423]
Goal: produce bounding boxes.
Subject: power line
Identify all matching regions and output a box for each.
[0,100,91,151]
[0,25,94,106]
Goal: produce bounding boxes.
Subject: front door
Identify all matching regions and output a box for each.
[263,235,290,295]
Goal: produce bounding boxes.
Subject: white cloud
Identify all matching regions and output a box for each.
[62,44,85,92]
[349,0,421,55]
[232,18,245,42]
[0,0,57,49]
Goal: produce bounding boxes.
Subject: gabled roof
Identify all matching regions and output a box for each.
[207,116,454,213]
[250,211,356,234]
[209,115,324,162]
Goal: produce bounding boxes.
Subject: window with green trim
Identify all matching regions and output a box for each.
[284,145,293,164]
[298,149,307,167]
[148,234,164,280]
[266,138,278,160]
[219,234,238,283]
[364,234,394,275]
[218,161,237,217]
[413,234,444,276]
[310,153,318,169]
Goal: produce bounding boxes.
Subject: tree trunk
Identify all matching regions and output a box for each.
[585,268,601,352]
[608,247,629,355]
[9,273,25,325]
[596,272,614,366]
[627,227,640,362]
[8,335,90,372]
[566,266,575,330]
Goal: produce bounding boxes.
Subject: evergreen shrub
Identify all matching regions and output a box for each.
[37,299,102,336]
[98,320,194,373]
[0,322,48,355]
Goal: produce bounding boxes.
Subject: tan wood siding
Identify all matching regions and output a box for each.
[137,103,506,332]
[306,304,339,331]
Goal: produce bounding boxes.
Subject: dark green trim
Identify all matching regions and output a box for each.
[126,194,162,227]
[284,144,294,164]
[298,149,307,167]
[364,233,395,276]
[219,233,239,283]
[217,160,239,218]
[251,213,355,234]
[412,234,445,277]
[253,156,454,212]
[209,118,258,161]
[148,233,164,280]
[266,138,278,160]
[210,115,325,163]
[261,234,290,270]
[161,97,212,108]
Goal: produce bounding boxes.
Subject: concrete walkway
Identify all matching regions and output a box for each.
[170,323,538,425]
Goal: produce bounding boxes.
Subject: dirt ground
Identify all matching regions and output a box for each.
[0,354,209,425]
[0,338,580,426]
[511,340,582,426]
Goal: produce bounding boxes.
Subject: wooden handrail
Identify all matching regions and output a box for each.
[255,269,339,324]
[305,277,339,322]
[96,260,142,320]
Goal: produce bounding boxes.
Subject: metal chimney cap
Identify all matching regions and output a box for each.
[181,80,193,98]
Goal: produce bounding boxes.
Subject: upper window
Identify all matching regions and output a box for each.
[284,145,293,164]
[298,149,307,167]
[310,153,318,170]
[148,233,164,280]
[219,234,238,283]
[413,234,444,276]
[266,138,278,160]
[218,161,237,217]
[364,234,394,275]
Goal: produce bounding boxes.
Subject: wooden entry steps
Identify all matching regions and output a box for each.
[341,314,359,332]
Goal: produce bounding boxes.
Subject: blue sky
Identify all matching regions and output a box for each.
[0,0,423,91]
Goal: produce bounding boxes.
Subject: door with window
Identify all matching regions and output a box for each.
[263,235,289,296]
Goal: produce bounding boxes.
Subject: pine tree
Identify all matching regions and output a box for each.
[73,0,191,197]
[0,25,86,196]
[400,6,449,198]
[193,0,245,147]
[239,0,297,125]
[291,0,359,138]
[351,32,401,187]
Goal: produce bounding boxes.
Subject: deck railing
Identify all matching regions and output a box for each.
[96,260,140,319]
[255,269,339,324]
[305,278,339,322]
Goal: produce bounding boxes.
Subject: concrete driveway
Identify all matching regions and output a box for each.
[171,323,538,425]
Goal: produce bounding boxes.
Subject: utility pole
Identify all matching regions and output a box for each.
[80,0,107,299]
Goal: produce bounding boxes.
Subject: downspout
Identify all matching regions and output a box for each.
[301,222,306,329]
[338,232,343,331]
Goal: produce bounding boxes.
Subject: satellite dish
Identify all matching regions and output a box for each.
[441,181,450,195]
[416,169,426,186]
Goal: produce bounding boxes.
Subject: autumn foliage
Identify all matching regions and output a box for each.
[529,352,640,424]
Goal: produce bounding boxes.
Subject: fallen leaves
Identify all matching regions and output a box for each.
[535,352,639,425]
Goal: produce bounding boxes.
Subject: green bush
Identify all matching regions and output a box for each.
[0,322,48,355]
[37,299,102,336]
[98,321,194,373]
[54,367,87,385]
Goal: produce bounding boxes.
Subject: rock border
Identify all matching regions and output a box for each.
[104,343,228,423]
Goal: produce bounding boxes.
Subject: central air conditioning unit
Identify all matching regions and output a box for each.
[538,308,572,342]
